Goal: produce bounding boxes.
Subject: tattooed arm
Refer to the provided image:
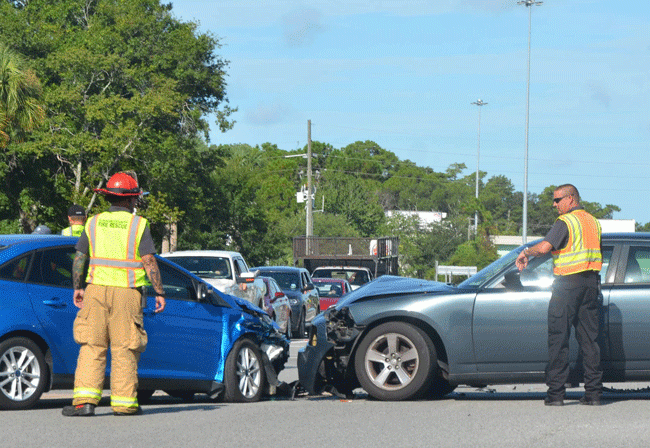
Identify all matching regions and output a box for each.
[72,251,88,308]
[142,254,166,313]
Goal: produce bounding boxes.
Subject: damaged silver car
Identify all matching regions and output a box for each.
[298,233,650,400]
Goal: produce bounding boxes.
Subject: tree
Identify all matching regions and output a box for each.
[0,0,234,234]
[0,43,45,148]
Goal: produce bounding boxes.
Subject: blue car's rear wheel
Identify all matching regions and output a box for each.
[354,322,436,401]
[0,337,48,410]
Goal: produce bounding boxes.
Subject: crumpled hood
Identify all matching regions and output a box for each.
[335,275,456,307]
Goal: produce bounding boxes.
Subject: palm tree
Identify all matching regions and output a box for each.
[0,43,45,148]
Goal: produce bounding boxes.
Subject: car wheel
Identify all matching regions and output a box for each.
[285,314,293,339]
[427,378,456,399]
[298,310,306,338]
[354,322,436,401]
[224,338,265,402]
[0,337,48,410]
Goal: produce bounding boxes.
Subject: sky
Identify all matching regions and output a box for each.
[169,0,650,224]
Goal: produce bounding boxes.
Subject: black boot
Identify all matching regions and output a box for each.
[62,403,96,416]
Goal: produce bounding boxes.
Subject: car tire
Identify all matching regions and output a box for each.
[427,378,456,399]
[224,338,265,402]
[0,337,48,410]
[354,322,436,401]
[298,310,306,338]
[285,314,293,339]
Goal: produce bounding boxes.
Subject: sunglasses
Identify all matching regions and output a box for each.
[553,195,570,204]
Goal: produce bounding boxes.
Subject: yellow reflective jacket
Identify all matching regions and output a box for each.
[84,211,148,287]
[552,209,602,275]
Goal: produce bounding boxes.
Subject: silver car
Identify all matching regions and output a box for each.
[298,233,649,400]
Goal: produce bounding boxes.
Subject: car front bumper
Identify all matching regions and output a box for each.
[297,307,364,395]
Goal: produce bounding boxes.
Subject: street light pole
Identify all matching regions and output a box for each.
[471,99,487,235]
[518,0,542,244]
[306,120,313,246]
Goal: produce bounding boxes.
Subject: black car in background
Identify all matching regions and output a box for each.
[251,266,319,337]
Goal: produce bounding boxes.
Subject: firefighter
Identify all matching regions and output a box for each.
[61,204,86,236]
[62,172,166,417]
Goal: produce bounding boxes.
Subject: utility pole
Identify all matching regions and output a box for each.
[306,120,313,253]
[471,99,487,235]
[518,0,542,244]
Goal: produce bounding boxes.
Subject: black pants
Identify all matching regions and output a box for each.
[546,271,602,400]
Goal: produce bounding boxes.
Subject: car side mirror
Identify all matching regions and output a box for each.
[502,270,524,291]
[303,282,315,292]
[196,282,214,301]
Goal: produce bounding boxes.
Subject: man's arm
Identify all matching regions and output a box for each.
[142,254,166,313]
[72,251,88,308]
[516,240,553,271]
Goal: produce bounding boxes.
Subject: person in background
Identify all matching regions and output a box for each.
[61,204,86,236]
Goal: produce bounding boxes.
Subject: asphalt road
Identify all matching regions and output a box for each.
[6,339,650,448]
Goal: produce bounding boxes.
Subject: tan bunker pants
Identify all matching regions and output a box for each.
[72,284,148,413]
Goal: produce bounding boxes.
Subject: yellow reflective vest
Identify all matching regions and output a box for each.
[61,224,85,237]
[551,209,602,276]
[84,211,148,288]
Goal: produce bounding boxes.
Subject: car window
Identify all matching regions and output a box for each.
[28,247,76,287]
[235,257,249,273]
[0,253,32,282]
[624,246,650,284]
[262,272,299,290]
[158,262,194,301]
[167,256,231,280]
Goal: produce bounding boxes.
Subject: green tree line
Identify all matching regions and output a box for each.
[0,0,628,279]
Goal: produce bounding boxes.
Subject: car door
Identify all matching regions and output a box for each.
[27,246,80,374]
[606,241,650,373]
[138,259,227,380]
[302,271,319,321]
[472,246,613,374]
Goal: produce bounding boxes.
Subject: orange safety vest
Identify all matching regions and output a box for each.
[85,211,148,288]
[551,209,602,276]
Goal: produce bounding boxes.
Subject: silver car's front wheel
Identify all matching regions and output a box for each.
[0,337,47,410]
[224,338,265,402]
[355,322,435,401]
[364,332,420,390]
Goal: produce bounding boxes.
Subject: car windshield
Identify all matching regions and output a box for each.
[260,272,300,290]
[457,246,523,289]
[165,256,231,279]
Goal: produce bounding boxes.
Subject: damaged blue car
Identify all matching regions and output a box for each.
[0,235,289,410]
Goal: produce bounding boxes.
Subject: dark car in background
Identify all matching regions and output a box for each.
[312,277,353,311]
[0,235,289,410]
[252,266,319,338]
[299,233,650,401]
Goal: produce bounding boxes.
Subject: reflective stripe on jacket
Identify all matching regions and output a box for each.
[61,224,85,237]
[85,211,148,287]
[551,209,602,275]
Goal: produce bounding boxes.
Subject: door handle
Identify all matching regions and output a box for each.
[43,298,67,308]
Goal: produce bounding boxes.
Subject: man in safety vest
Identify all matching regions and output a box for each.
[62,171,166,417]
[61,204,86,236]
[516,184,602,406]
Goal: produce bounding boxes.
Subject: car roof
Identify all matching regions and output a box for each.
[161,250,242,258]
[252,266,305,273]
[312,277,348,284]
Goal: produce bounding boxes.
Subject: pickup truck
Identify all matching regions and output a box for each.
[160,250,265,308]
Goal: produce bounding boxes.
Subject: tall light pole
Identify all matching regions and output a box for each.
[471,99,487,235]
[518,0,542,244]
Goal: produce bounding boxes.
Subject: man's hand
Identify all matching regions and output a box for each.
[516,250,529,271]
[73,289,85,308]
[155,295,166,313]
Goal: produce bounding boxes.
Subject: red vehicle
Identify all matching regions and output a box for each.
[312,277,353,311]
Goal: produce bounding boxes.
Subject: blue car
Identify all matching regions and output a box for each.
[0,235,289,410]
